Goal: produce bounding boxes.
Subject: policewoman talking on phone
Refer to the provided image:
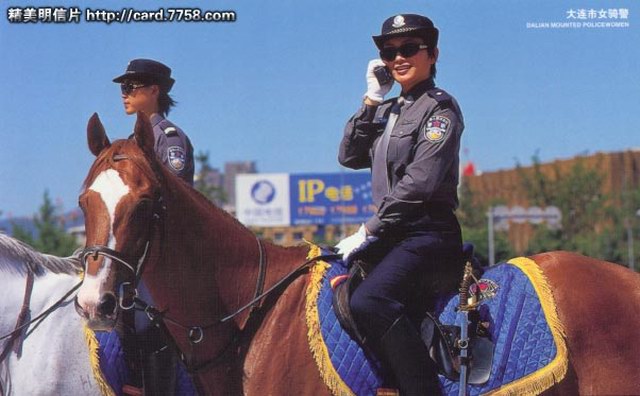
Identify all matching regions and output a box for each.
[336,14,465,395]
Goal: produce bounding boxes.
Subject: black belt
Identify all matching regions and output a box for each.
[402,203,460,234]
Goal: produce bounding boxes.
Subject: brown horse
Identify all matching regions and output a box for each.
[75,113,640,396]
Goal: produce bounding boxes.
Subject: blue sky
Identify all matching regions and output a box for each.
[1,0,638,218]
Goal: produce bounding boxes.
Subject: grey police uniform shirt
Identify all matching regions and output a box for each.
[149,113,195,185]
[339,78,464,236]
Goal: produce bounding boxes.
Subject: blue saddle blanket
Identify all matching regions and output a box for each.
[305,254,567,396]
[92,330,198,396]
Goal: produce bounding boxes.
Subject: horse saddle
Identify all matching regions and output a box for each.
[332,255,494,385]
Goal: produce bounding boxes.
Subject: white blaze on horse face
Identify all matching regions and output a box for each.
[77,169,130,315]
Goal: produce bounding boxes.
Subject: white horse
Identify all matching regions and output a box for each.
[0,233,105,396]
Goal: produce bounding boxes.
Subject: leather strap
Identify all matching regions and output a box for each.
[0,269,35,364]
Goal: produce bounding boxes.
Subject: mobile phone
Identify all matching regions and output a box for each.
[373,65,393,86]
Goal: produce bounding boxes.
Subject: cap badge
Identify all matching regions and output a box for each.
[392,15,406,28]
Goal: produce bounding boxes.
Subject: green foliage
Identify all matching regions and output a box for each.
[461,226,515,266]
[458,178,515,265]
[594,187,640,267]
[519,155,639,268]
[519,156,606,244]
[11,222,36,246]
[194,151,227,205]
[11,190,79,256]
[457,179,485,229]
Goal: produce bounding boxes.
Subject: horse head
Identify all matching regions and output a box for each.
[75,112,163,330]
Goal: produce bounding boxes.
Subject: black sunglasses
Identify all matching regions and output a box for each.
[120,82,149,96]
[379,43,429,62]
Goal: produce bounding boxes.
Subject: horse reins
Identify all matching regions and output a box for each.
[0,270,34,368]
[131,250,341,374]
[0,274,83,354]
[79,153,343,375]
[82,212,339,375]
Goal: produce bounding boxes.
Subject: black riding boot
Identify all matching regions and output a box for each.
[142,345,177,396]
[139,326,178,396]
[379,315,441,396]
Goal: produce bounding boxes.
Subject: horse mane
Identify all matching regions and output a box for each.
[153,147,301,253]
[152,148,307,254]
[0,232,82,276]
[95,138,261,239]
[84,137,301,254]
[157,159,255,238]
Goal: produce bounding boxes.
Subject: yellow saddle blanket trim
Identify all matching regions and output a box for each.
[305,244,356,396]
[303,248,568,396]
[485,257,569,396]
[83,325,116,396]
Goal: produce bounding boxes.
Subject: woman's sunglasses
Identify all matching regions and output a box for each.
[379,43,429,62]
[120,82,149,96]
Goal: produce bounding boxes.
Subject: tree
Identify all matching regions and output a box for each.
[594,186,640,266]
[457,178,514,265]
[194,151,227,206]
[11,190,79,256]
[518,156,617,260]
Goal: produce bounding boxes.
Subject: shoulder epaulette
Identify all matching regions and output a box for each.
[427,88,452,103]
[158,120,178,136]
[163,126,178,136]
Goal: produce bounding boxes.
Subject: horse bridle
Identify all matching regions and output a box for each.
[81,243,148,280]
[83,209,340,375]
[80,153,164,309]
[79,154,343,375]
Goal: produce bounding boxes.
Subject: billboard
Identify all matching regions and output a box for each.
[290,173,374,225]
[236,172,374,226]
[236,174,291,227]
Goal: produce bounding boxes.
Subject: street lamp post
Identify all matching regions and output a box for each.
[631,209,640,271]
[487,207,495,266]
[627,209,640,271]
[626,217,634,271]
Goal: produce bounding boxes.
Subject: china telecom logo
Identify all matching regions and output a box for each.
[251,180,276,205]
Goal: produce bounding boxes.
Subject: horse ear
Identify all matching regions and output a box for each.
[87,113,110,156]
[133,112,156,159]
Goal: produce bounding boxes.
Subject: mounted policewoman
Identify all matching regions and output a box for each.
[112,58,195,395]
[337,14,465,395]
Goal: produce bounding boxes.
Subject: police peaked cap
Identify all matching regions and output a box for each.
[113,58,175,92]
[373,14,439,49]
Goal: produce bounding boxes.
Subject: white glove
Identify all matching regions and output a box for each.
[335,224,378,265]
[364,59,393,103]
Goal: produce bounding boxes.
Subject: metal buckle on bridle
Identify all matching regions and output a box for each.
[188,327,204,344]
[118,282,138,310]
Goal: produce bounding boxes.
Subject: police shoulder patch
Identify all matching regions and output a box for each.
[167,146,186,171]
[424,115,450,143]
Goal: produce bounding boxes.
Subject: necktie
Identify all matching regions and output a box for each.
[372,97,404,204]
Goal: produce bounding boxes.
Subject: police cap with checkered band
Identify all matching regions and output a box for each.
[113,58,175,92]
[372,14,439,50]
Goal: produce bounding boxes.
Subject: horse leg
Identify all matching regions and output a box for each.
[533,251,640,395]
